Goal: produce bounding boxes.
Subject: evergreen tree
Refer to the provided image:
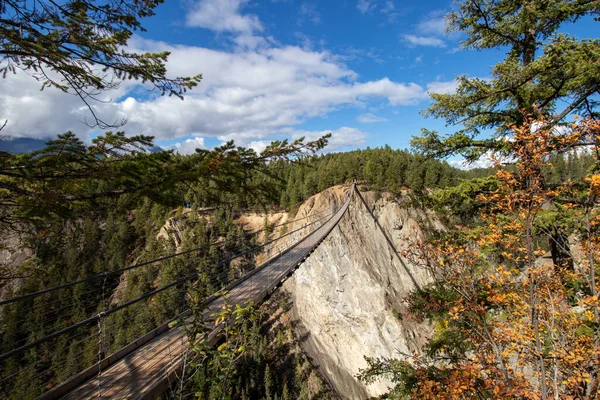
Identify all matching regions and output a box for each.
[412,0,600,162]
[264,364,273,400]
[408,0,600,275]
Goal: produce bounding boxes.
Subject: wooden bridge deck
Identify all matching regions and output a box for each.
[43,186,353,400]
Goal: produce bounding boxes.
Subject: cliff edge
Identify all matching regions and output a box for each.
[283,185,438,399]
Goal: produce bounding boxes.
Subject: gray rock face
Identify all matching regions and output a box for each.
[0,231,32,302]
[282,186,436,399]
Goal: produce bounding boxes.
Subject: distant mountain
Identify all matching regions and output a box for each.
[147,145,164,153]
[0,136,164,154]
[0,136,52,154]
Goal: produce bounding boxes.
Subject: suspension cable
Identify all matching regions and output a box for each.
[1,186,354,400]
[0,208,330,307]
[3,208,332,336]
[0,208,335,362]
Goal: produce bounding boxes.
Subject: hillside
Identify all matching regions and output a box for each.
[1,138,598,399]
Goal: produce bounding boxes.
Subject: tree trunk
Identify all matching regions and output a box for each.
[549,229,574,275]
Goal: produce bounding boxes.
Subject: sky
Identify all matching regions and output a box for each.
[0,0,597,164]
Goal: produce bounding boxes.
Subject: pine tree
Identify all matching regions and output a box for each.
[264,364,273,400]
[362,116,600,399]
[412,0,600,162]
[282,382,291,400]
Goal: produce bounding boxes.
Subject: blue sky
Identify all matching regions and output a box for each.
[0,0,597,163]
[142,0,497,153]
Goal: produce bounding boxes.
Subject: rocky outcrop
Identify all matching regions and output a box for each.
[0,231,32,301]
[282,186,438,399]
[108,185,438,399]
[155,209,290,253]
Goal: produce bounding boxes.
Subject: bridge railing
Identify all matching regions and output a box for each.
[0,199,344,399]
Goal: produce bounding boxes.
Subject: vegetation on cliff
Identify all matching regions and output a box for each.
[360,0,600,398]
[1,0,599,398]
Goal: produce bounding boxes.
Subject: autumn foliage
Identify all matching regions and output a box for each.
[361,116,600,399]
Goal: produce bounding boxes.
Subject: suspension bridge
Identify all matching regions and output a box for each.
[0,185,355,399]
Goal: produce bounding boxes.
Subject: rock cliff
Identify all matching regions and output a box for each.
[102,184,440,399]
[282,185,438,399]
[0,231,32,301]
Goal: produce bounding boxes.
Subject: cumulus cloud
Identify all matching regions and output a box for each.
[94,39,428,140]
[0,67,134,139]
[416,16,447,36]
[449,153,494,170]
[233,34,271,50]
[291,126,367,152]
[186,0,263,33]
[170,137,206,155]
[356,113,388,123]
[402,34,447,48]
[0,71,83,138]
[426,80,459,95]
[0,36,455,150]
[248,140,269,154]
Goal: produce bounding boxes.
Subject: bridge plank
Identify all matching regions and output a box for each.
[48,186,353,400]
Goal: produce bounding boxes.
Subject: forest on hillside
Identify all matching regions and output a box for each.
[266,147,493,211]
[0,131,493,398]
[1,0,599,398]
[266,148,597,212]
[0,131,596,398]
[0,132,492,394]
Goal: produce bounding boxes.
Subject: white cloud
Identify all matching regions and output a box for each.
[381,1,395,13]
[353,78,424,105]
[380,1,400,23]
[233,35,270,50]
[402,34,446,48]
[357,0,376,14]
[100,39,428,141]
[294,32,314,50]
[413,11,462,46]
[426,80,458,95]
[186,0,263,34]
[399,11,449,49]
[0,37,455,151]
[248,140,269,153]
[291,127,368,152]
[170,137,206,155]
[356,113,388,123]
[449,153,494,170]
[416,17,447,36]
[0,66,134,140]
